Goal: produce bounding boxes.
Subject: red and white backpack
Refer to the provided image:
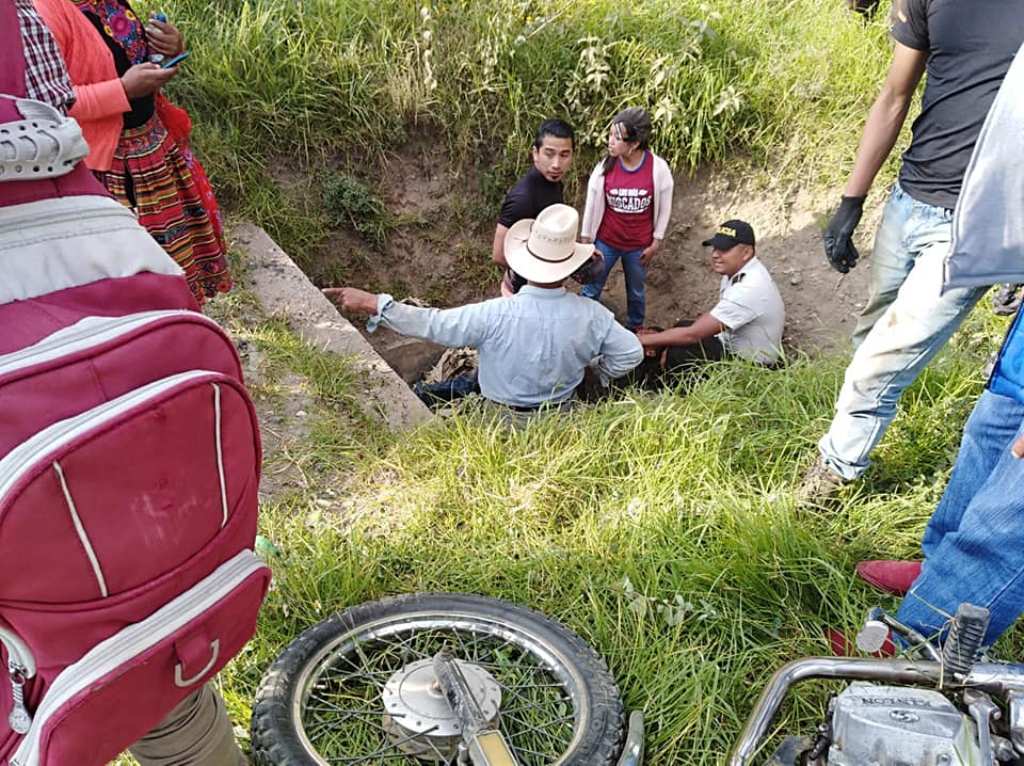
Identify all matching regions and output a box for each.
[0,6,269,764]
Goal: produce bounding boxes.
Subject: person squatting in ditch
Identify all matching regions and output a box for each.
[325,204,643,416]
[629,220,785,389]
[414,118,597,406]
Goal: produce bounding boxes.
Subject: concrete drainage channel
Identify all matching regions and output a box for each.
[233,223,432,429]
[366,327,447,386]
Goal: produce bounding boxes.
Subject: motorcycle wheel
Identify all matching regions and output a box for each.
[251,593,625,765]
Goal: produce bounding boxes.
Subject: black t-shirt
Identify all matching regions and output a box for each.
[497,166,564,292]
[497,166,563,228]
[893,0,1024,210]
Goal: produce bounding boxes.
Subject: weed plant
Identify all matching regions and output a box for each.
[323,173,392,247]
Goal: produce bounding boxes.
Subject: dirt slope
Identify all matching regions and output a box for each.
[308,143,886,376]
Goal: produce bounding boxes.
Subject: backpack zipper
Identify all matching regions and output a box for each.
[0,197,137,242]
[10,550,266,766]
[0,370,218,502]
[0,626,35,735]
[0,311,216,379]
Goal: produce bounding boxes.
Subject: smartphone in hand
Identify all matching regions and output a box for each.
[160,50,190,69]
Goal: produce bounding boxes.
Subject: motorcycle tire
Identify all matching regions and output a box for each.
[251,592,625,765]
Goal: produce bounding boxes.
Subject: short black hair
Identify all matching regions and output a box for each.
[534,119,575,149]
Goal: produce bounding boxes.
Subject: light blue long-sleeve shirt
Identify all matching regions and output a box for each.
[368,286,643,408]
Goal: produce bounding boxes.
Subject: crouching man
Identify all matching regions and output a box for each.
[325,204,643,415]
[632,220,785,387]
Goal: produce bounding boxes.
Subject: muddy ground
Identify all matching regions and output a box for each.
[293,140,885,380]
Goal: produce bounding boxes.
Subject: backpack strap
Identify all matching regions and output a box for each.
[0,0,108,207]
[0,0,29,98]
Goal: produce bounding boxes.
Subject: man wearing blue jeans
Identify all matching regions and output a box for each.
[895,317,1024,647]
[850,41,1024,642]
[832,336,1024,653]
[897,387,1024,644]
[799,0,1024,502]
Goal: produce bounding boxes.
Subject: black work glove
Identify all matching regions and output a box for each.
[847,0,880,16]
[823,195,865,274]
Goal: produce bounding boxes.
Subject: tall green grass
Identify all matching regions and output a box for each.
[193,315,1010,765]
[153,0,901,233]
[109,308,1010,765]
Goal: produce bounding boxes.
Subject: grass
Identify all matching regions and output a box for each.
[111,304,1012,765]
[140,0,906,255]
[99,1,1007,760]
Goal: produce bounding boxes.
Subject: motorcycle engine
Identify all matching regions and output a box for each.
[825,683,981,765]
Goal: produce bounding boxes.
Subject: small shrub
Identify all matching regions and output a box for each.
[322,173,391,247]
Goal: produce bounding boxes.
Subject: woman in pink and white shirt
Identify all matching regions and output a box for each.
[580,107,674,330]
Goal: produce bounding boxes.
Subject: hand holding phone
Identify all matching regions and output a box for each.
[160,50,190,69]
[121,63,177,98]
[146,14,184,59]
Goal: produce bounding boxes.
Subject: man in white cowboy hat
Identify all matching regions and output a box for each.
[326,204,643,412]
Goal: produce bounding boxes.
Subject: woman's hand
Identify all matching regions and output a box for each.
[146,17,185,57]
[121,63,177,99]
[640,238,661,267]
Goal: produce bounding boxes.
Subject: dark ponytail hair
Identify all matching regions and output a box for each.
[602,107,653,174]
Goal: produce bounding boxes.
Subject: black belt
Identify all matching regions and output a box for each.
[501,396,575,413]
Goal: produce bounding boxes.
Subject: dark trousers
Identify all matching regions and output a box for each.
[129,685,245,765]
[625,320,727,391]
[414,372,480,407]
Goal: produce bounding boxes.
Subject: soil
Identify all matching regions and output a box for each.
[636,169,879,353]
[288,141,887,377]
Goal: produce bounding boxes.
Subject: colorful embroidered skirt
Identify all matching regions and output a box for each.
[100,114,232,305]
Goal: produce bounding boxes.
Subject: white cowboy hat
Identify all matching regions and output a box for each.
[504,204,595,284]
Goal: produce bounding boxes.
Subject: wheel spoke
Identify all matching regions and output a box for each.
[296,619,581,763]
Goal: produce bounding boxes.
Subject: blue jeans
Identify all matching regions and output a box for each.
[896,390,1024,647]
[580,239,646,329]
[818,184,988,480]
[414,373,479,406]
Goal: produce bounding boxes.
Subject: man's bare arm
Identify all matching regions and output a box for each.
[322,287,378,314]
[845,42,928,197]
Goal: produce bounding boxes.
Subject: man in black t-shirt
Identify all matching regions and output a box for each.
[493,119,575,295]
[801,0,1024,504]
[413,119,577,406]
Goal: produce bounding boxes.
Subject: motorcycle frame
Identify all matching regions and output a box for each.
[728,657,1024,765]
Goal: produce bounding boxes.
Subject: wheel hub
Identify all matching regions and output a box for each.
[381,659,502,761]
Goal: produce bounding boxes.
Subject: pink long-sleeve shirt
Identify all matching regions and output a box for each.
[32,0,130,172]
